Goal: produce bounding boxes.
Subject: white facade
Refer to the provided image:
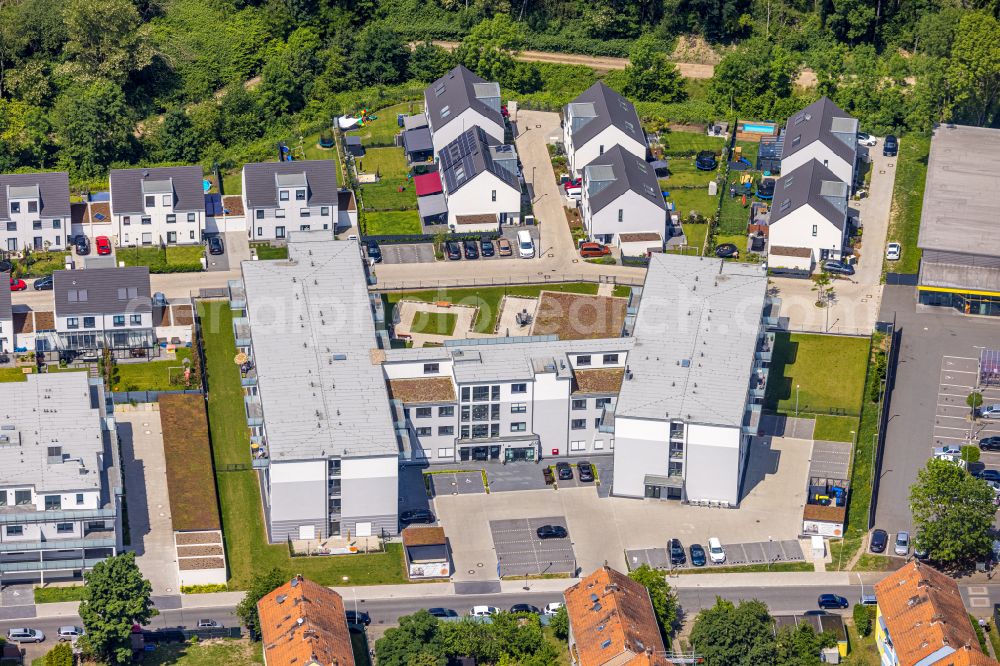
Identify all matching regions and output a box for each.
[583,190,666,245]
[445,171,521,230]
[429,107,504,156]
[243,172,337,242]
[566,125,646,177]
[781,141,854,188]
[2,193,68,253]
[768,203,845,265]
[0,312,13,354]
[113,195,204,247]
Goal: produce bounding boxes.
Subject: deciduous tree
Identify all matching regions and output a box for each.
[62,0,155,84]
[910,457,996,564]
[51,79,134,177]
[408,41,455,82]
[690,598,779,665]
[628,564,679,633]
[947,11,1000,126]
[624,34,686,103]
[78,552,156,666]
[353,24,409,87]
[235,568,286,640]
[375,610,446,666]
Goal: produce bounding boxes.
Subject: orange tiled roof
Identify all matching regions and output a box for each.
[564,566,673,666]
[258,576,355,666]
[874,561,999,666]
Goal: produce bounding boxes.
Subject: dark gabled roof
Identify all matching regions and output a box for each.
[0,272,11,321]
[242,160,338,210]
[583,145,666,214]
[780,96,858,167]
[424,65,503,134]
[565,82,645,150]
[768,159,849,231]
[0,172,71,222]
[109,166,205,215]
[53,267,152,317]
[439,127,520,195]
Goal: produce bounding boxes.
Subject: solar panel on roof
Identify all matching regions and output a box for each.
[93,213,106,222]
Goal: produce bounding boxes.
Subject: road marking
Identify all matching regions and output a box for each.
[971,597,991,608]
[944,356,979,361]
[968,586,988,595]
[943,370,978,375]
[940,383,975,389]
[934,425,970,431]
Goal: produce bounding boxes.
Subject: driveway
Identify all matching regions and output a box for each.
[380,243,436,265]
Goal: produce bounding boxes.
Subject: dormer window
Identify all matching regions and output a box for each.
[10,202,19,214]
[145,195,155,207]
[295,189,306,201]
[279,190,289,201]
[27,201,37,213]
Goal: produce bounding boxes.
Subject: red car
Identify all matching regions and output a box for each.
[96,236,112,256]
[579,242,611,258]
[9,278,26,291]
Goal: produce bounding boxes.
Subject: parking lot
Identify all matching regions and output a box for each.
[490,517,576,577]
[375,227,541,265]
[625,539,805,571]
[933,355,1000,448]
[428,471,487,496]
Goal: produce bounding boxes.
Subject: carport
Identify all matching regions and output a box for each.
[802,439,852,538]
[404,128,433,163]
[414,171,443,197]
[417,193,447,225]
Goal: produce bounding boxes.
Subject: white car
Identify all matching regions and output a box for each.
[857,132,878,147]
[57,627,84,642]
[197,619,221,628]
[707,537,726,564]
[469,606,499,617]
[543,602,564,616]
[886,243,901,261]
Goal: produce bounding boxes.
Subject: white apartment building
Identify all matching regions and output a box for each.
[581,145,667,246]
[242,160,339,242]
[425,66,505,155]
[234,232,399,541]
[563,82,647,177]
[0,372,121,584]
[0,172,71,253]
[439,127,522,231]
[109,166,206,247]
[780,96,859,187]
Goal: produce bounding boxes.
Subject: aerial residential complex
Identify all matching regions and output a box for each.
[439,127,522,230]
[242,160,340,241]
[424,65,505,154]
[0,172,72,253]
[563,81,647,177]
[0,373,121,585]
[581,145,668,246]
[109,166,206,247]
[779,96,859,187]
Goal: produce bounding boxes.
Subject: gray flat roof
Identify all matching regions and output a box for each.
[917,124,1000,256]
[0,373,105,493]
[241,233,398,460]
[615,254,767,427]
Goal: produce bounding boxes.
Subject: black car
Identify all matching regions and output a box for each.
[463,240,479,260]
[668,538,686,565]
[400,509,435,524]
[556,462,573,480]
[366,241,382,263]
[480,239,495,257]
[74,236,91,256]
[537,525,568,539]
[883,134,898,157]
[207,236,225,255]
[446,241,462,260]
[510,604,540,615]
[345,610,371,626]
[32,275,54,291]
[428,608,458,618]
[981,436,1000,451]
[577,461,594,482]
[695,151,718,171]
[870,529,888,554]
[817,594,849,609]
[715,243,739,259]
[689,544,707,567]
[976,469,1000,483]
[823,260,855,276]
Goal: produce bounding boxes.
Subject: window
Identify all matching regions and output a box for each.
[276,226,285,238]
[275,209,287,219]
[321,207,330,216]
[490,404,500,420]
[603,354,619,364]
[595,418,601,427]
[472,386,489,401]
[460,406,470,422]
[599,145,605,154]
[141,217,152,225]
[83,316,94,328]
[610,438,615,449]
[296,189,306,201]
[190,229,196,239]
[572,399,587,411]
[0,492,6,506]
[423,363,439,374]
[438,426,454,436]
[5,222,14,231]
[66,317,79,329]
[76,493,84,505]
[571,419,587,430]
[142,232,153,244]
[490,423,500,437]
[280,190,289,201]
[113,315,125,327]
[299,225,310,231]
[577,355,592,366]
[460,425,470,438]
[130,314,142,325]
[594,439,604,450]
[472,424,489,438]
[415,427,432,437]
[300,209,310,217]
[53,219,61,229]
[256,210,264,219]
[166,214,176,223]
[188,213,196,222]
[54,236,61,246]
[511,422,526,432]
[10,202,19,214]
[145,195,155,207]
[511,383,527,394]
[472,404,489,421]
[596,397,612,409]
[162,194,171,206]
[570,441,586,451]
[811,224,818,237]
[257,227,263,236]
[5,526,22,536]
[415,407,432,419]
[166,231,177,243]
[461,386,470,402]
[33,220,41,230]
[491,385,500,401]
[57,523,74,533]
[44,495,61,511]
[491,190,497,202]
[438,406,454,417]
[511,403,526,414]
[438,448,454,457]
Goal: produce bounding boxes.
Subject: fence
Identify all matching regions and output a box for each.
[372,273,645,291]
[868,321,901,529]
[142,627,241,643]
[110,389,202,404]
[363,231,502,245]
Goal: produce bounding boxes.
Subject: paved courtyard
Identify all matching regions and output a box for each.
[626,539,804,571]
[490,517,576,577]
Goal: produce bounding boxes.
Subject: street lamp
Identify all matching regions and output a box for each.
[795,384,800,416]
[767,536,773,571]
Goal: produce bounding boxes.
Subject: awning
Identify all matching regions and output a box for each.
[644,474,683,489]
[403,127,433,154]
[417,193,447,219]
[414,171,443,197]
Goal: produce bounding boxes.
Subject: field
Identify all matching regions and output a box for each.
[113,348,193,392]
[813,415,860,442]
[410,311,458,336]
[364,210,422,235]
[884,135,930,275]
[198,302,408,588]
[764,333,870,417]
[357,147,416,210]
[346,101,422,146]
[659,130,723,221]
[119,245,204,273]
[142,640,264,666]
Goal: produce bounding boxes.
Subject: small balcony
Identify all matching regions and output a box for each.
[669,447,684,461]
[245,395,263,427]
[228,280,246,311]
[240,364,257,387]
[233,317,252,348]
[669,424,684,442]
[598,405,616,434]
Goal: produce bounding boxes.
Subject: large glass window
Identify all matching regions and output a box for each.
[472,424,489,438]
[472,404,489,421]
[415,407,432,418]
[472,386,489,401]
[460,406,470,422]
[438,406,454,417]
[14,490,31,505]
[44,495,61,510]
[572,399,587,410]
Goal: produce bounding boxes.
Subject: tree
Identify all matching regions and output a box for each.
[946,11,1000,126]
[624,34,686,103]
[774,621,836,666]
[78,552,156,666]
[811,271,835,311]
[42,643,73,666]
[352,24,408,87]
[853,603,873,637]
[454,15,522,83]
[690,598,779,666]
[51,79,134,177]
[968,391,984,409]
[154,108,199,163]
[408,41,455,82]
[628,564,679,633]
[708,37,798,118]
[910,457,996,564]
[962,445,981,464]
[375,611,446,666]
[236,568,286,640]
[549,603,569,640]
[61,0,155,84]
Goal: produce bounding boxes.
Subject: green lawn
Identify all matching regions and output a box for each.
[198,302,408,588]
[113,348,193,392]
[364,210,421,236]
[814,415,860,442]
[410,311,458,336]
[347,101,422,146]
[119,245,204,273]
[884,134,930,275]
[764,333,871,417]
[612,285,632,298]
[0,367,29,382]
[668,187,718,221]
[14,252,70,278]
[680,222,709,254]
[357,147,416,211]
[734,140,760,167]
[34,585,86,603]
[660,158,717,188]
[142,640,264,666]
[221,170,242,196]
[660,130,726,157]
[717,186,755,235]
[383,283,600,335]
[714,233,748,257]
[252,244,288,260]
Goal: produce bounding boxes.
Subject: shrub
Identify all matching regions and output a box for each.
[969,392,984,409]
[180,583,228,594]
[853,604,873,637]
[962,445,981,464]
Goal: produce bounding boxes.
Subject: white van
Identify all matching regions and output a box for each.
[517,230,535,259]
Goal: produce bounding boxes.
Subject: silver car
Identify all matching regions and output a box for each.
[981,404,1000,419]
[7,628,44,643]
[895,531,910,556]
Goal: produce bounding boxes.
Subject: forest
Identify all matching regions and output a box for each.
[0,0,998,187]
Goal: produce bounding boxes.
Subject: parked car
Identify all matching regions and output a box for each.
[366,241,382,263]
[857,132,878,147]
[695,151,718,171]
[497,238,512,256]
[885,242,901,261]
[95,236,112,256]
[481,239,495,257]
[894,531,910,556]
[914,543,930,561]
[542,602,563,616]
[974,469,1000,483]
[823,260,855,276]
[510,604,540,615]
[517,229,535,259]
[9,278,26,291]
[980,437,1000,451]
[207,236,224,255]
[668,538,686,566]
[537,524,568,539]
[463,240,479,260]
[707,537,726,564]
[345,611,371,626]
[446,241,462,260]
[980,404,1000,419]
[715,243,739,259]
[7,628,44,644]
[57,627,83,642]
[577,461,594,482]
[817,594,849,610]
[883,134,898,156]
[153,292,168,308]
[197,620,221,629]
[400,509,435,524]
[555,461,573,480]
[579,242,611,258]
[470,606,499,617]
[428,608,458,618]
[32,275,53,291]
[870,529,888,553]
[74,235,91,256]
[689,543,707,567]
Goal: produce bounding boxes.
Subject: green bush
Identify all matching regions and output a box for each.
[42,642,73,666]
[972,614,989,653]
[962,445,982,464]
[869,349,888,403]
[853,604,873,637]
[180,583,229,594]
[969,392,984,409]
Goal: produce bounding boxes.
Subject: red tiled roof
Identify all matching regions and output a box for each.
[414,172,443,197]
[258,576,355,666]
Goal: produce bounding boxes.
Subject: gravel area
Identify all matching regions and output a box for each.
[175,532,222,545]
[178,557,226,570]
[177,545,224,557]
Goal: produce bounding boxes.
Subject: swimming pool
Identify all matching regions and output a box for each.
[742,122,776,133]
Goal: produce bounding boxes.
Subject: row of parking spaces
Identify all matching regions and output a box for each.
[428,471,487,496]
[934,355,1000,448]
[491,517,576,577]
[625,539,805,571]
[377,227,542,265]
